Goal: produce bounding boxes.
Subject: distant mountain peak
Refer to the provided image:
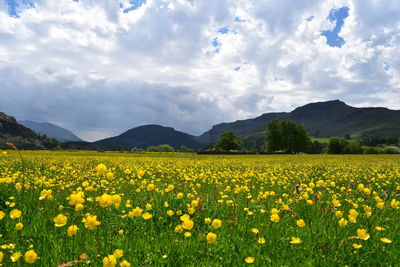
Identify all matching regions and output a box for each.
[1,112,59,149]
[95,124,201,150]
[197,99,400,148]
[18,120,82,142]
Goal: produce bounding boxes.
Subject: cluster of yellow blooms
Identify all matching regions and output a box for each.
[0,151,399,265]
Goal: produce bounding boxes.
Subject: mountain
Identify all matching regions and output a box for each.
[198,100,400,145]
[4,100,399,151]
[0,112,59,149]
[94,124,202,150]
[197,112,286,143]
[284,100,400,138]
[19,120,82,142]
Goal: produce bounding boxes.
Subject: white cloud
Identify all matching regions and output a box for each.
[0,0,399,140]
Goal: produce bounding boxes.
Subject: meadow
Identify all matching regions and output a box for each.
[0,150,399,266]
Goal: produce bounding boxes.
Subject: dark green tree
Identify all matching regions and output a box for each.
[146,144,175,152]
[178,145,194,153]
[265,119,283,152]
[309,141,327,154]
[327,137,348,154]
[328,137,363,154]
[214,131,243,151]
[265,120,311,153]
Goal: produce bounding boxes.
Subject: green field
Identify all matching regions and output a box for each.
[0,151,399,266]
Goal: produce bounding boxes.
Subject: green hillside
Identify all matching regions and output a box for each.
[0,112,59,149]
[197,100,400,147]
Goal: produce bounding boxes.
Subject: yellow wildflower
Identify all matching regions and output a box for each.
[167,210,174,216]
[357,229,370,240]
[296,219,305,227]
[206,232,217,244]
[95,163,108,175]
[245,257,255,264]
[11,252,21,262]
[338,218,348,228]
[82,214,101,230]
[380,237,392,243]
[184,232,192,238]
[290,237,302,244]
[103,254,117,267]
[270,214,280,223]
[75,203,84,212]
[54,214,68,227]
[67,225,79,237]
[68,192,85,206]
[10,209,22,219]
[335,211,343,218]
[15,222,24,230]
[39,189,53,200]
[24,250,38,264]
[180,214,190,222]
[175,225,183,233]
[120,260,131,267]
[114,249,123,258]
[182,220,194,230]
[211,219,222,229]
[147,183,155,191]
[128,207,143,218]
[142,212,152,220]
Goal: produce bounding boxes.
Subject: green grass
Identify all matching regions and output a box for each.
[0,151,399,265]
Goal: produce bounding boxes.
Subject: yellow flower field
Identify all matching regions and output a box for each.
[0,151,399,265]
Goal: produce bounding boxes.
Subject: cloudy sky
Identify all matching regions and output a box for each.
[0,0,399,141]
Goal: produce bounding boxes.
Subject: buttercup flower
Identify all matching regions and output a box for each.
[206,232,217,244]
[82,214,101,230]
[54,214,68,227]
[24,250,38,264]
[245,257,255,264]
[67,225,79,237]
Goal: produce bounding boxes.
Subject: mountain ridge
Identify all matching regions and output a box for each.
[3,100,400,150]
[0,112,59,149]
[93,124,202,150]
[19,120,82,142]
[197,100,400,145]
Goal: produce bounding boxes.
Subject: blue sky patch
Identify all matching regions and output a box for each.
[212,37,221,47]
[234,66,241,71]
[306,16,314,21]
[235,17,245,22]
[218,27,229,34]
[123,0,146,13]
[5,0,35,18]
[5,0,19,18]
[383,61,390,71]
[321,7,349,48]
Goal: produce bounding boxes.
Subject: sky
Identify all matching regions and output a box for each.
[0,0,399,141]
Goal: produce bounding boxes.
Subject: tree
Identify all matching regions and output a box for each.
[328,137,363,154]
[146,144,175,152]
[265,119,282,152]
[309,140,327,154]
[214,131,243,151]
[265,120,311,153]
[178,145,194,153]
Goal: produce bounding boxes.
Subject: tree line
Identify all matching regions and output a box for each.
[210,119,399,154]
